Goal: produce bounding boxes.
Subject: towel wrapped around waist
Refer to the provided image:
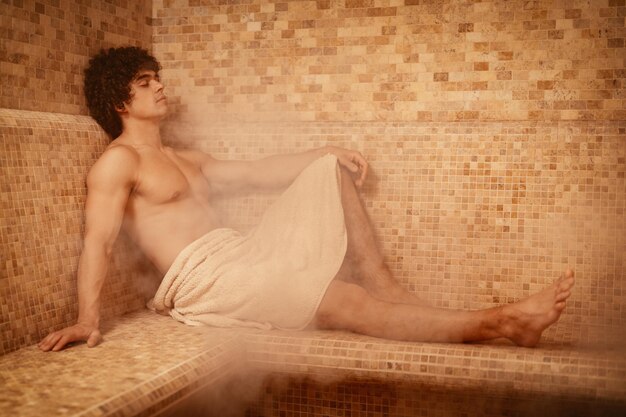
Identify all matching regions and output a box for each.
[146,153,348,330]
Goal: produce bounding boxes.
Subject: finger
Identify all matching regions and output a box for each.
[351,153,363,166]
[359,161,368,184]
[37,335,48,347]
[353,152,365,164]
[42,334,62,351]
[39,333,57,350]
[350,158,367,188]
[351,152,366,170]
[341,158,359,173]
[87,330,102,348]
[52,335,70,352]
[38,331,54,345]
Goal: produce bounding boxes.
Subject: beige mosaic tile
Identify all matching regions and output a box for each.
[243,322,626,403]
[4,312,622,416]
[1,1,625,415]
[0,309,242,417]
[152,0,626,123]
[0,109,161,356]
[246,371,626,417]
[1,0,153,114]
[161,119,626,329]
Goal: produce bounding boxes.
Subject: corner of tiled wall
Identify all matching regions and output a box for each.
[0,0,157,355]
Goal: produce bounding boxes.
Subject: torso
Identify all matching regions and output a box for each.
[106,142,222,275]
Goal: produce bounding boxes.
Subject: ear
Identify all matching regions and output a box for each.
[114,103,127,114]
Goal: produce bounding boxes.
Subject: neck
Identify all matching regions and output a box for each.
[118,117,163,148]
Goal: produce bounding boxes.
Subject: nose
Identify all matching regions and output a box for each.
[153,79,164,92]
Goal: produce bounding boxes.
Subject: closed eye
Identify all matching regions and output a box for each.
[134,73,161,87]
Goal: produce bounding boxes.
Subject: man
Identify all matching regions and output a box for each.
[39,47,574,352]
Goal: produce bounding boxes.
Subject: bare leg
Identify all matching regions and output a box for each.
[314,269,575,347]
[337,165,429,306]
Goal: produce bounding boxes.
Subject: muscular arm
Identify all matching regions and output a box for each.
[39,146,138,351]
[195,146,368,196]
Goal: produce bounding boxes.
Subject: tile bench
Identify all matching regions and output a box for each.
[2,309,624,416]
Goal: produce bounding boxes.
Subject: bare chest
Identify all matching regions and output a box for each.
[131,148,210,206]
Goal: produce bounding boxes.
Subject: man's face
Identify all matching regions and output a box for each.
[117,69,168,120]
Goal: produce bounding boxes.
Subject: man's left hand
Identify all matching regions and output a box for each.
[327,146,369,188]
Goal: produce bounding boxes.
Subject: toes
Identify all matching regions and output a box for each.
[555,301,566,311]
[557,269,575,286]
[558,277,575,291]
[556,290,571,302]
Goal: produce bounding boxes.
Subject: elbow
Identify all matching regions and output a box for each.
[83,235,115,258]
[237,162,263,194]
[104,244,114,258]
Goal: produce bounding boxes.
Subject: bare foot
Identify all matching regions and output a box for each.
[500,269,575,347]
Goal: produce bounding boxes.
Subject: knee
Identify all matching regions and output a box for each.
[360,256,389,272]
[314,281,371,330]
[349,251,388,276]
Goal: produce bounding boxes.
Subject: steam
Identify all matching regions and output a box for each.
[178,333,365,417]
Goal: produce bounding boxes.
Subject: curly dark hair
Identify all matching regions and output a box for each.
[84,46,162,140]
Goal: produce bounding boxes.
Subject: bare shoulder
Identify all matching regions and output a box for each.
[173,148,220,176]
[87,144,140,189]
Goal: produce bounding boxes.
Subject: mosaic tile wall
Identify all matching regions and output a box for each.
[0,0,156,355]
[152,0,626,123]
[152,0,625,335]
[0,0,624,360]
[1,0,153,114]
[162,119,626,329]
[0,109,160,356]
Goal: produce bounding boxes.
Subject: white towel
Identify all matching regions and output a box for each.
[146,153,348,330]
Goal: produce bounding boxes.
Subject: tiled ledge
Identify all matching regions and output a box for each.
[2,310,625,416]
[0,310,243,417]
[244,325,626,403]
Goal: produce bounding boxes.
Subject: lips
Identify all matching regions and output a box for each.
[156,96,167,102]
